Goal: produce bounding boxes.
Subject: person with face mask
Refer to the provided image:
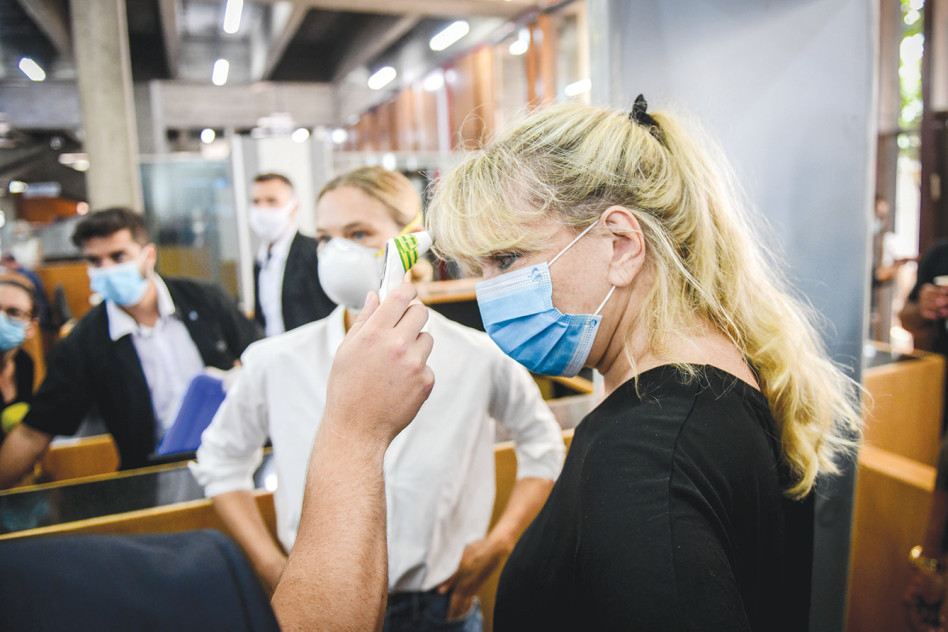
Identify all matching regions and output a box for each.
[416,99,865,631]
[0,273,39,447]
[0,208,261,489]
[192,166,565,631]
[249,173,335,336]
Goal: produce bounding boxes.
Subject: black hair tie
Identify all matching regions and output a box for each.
[629,94,665,144]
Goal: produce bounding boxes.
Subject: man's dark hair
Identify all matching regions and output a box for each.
[71,207,150,248]
[253,173,294,190]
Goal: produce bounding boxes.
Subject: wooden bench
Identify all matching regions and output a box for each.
[847,346,946,631]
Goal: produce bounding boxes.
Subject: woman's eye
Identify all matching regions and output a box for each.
[495,252,521,271]
[350,230,369,241]
[315,235,330,246]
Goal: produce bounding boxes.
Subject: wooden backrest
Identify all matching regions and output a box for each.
[478,429,573,631]
[38,435,120,482]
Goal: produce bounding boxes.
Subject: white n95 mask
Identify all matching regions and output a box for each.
[317,238,381,311]
[248,202,294,242]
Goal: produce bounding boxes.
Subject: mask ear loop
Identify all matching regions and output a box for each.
[549,219,602,268]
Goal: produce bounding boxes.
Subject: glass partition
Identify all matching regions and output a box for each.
[139,158,241,302]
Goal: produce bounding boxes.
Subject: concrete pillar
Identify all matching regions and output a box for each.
[588,2,876,630]
[70,0,143,212]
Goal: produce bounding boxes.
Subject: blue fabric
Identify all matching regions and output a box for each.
[0,530,280,632]
[0,312,26,351]
[475,264,600,377]
[88,261,149,306]
[383,591,483,632]
[156,373,227,455]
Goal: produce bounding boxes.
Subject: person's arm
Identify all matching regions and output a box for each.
[436,477,553,617]
[0,423,53,488]
[900,284,948,352]
[437,353,565,617]
[271,284,434,632]
[212,490,287,595]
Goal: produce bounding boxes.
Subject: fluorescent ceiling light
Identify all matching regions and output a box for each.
[423,71,444,92]
[200,128,216,144]
[430,21,469,52]
[564,78,591,97]
[368,66,396,90]
[509,28,529,56]
[18,58,46,81]
[223,0,243,34]
[212,59,229,85]
[291,128,310,143]
[8,181,27,194]
[330,128,348,144]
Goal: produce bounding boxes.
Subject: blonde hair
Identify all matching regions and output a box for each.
[319,166,432,281]
[319,166,422,228]
[427,102,861,498]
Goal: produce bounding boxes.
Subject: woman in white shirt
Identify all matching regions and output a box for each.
[192,166,565,632]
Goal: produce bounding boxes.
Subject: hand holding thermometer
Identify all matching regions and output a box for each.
[378,231,434,300]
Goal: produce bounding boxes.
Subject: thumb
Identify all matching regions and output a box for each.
[348,292,379,336]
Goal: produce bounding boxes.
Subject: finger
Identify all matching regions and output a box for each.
[368,282,418,330]
[437,575,457,594]
[347,292,380,336]
[412,332,434,365]
[393,302,430,341]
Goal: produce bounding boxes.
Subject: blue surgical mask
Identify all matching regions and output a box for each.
[0,313,26,352]
[88,258,150,307]
[475,220,616,377]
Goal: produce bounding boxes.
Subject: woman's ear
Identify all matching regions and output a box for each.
[602,206,645,288]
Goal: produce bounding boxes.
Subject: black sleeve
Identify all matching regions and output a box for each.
[574,420,751,631]
[21,331,94,437]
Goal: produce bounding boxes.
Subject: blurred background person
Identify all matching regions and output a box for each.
[250,173,335,336]
[0,272,39,447]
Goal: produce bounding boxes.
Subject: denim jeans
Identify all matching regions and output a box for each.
[383,589,483,632]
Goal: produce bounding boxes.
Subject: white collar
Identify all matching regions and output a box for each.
[105,275,176,341]
[256,226,297,264]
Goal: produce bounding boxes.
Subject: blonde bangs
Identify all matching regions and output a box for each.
[427,147,555,274]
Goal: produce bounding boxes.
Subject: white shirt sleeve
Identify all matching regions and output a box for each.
[190,347,271,498]
[488,352,566,482]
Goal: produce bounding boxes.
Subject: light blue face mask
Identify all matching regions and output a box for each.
[0,313,27,352]
[475,220,616,377]
[88,258,150,307]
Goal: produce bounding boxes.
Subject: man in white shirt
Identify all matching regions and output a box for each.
[194,166,566,632]
[0,208,260,488]
[250,173,334,336]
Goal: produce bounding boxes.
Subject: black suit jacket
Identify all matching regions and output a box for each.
[253,232,335,333]
[0,530,280,632]
[23,277,262,469]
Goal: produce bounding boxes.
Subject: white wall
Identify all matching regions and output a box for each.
[588,1,876,630]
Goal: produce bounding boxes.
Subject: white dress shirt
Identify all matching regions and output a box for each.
[192,306,565,592]
[105,275,206,440]
[256,227,296,337]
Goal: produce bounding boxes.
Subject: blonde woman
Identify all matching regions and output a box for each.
[193,167,565,632]
[425,98,862,631]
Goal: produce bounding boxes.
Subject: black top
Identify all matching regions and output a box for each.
[23,277,261,469]
[495,365,814,632]
[0,349,34,444]
[909,240,948,357]
[253,232,335,333]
